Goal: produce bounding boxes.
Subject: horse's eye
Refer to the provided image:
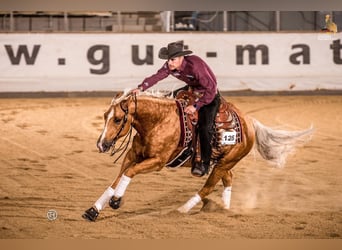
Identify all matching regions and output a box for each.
[114,117,122,125]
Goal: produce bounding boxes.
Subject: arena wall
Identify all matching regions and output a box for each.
[0,33,341,92]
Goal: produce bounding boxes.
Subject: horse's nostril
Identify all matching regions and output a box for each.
[100,141,113,153]
[97,141,108,153]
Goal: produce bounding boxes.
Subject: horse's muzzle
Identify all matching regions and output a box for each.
[97,139,114,153]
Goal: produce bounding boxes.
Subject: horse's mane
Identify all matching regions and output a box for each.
[139,89,173,99]
[111,88,174,105]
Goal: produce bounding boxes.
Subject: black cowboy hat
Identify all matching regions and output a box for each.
[158,40,193,60]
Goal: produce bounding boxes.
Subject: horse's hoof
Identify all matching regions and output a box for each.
[82,207,99,222]
[109,196,122,209]
[177,206,189,213]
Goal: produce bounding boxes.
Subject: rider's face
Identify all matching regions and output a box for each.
[167,56,183,71]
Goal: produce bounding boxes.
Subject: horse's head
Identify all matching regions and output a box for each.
[97,90,135,153]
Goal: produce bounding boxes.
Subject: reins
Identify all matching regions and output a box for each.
[110,93,137,163]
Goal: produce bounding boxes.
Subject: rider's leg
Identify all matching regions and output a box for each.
[192,94,220,177]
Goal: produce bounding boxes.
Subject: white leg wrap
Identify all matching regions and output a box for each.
[114,175,131,198]
[177,194,201,213]
[94,186,115,211]
[222,186,232,209]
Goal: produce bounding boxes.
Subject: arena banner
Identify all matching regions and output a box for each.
[0,33,341,92]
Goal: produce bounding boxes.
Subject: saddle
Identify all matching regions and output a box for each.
[166,90,242,168]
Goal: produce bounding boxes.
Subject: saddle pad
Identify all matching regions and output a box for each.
[218,110,242,144]
[175,99,242,148]
[175,99,192,147]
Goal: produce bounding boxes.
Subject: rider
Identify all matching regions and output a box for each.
[132,40,220,177]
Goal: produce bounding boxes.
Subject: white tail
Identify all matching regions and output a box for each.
[252,119,314,168]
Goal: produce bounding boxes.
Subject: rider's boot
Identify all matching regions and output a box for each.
[191,160,210,177]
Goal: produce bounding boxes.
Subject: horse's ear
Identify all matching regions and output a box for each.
[121,99,128,111]
[120,95,133,111]
[111,92,121,105]
[115,92,124,98]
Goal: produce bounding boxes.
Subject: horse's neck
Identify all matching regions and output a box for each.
[131,97,175,133]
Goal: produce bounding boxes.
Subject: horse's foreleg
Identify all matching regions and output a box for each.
[82,176,131,222]
[82,149,137,222]
[108,174,131,209]
[85,169,132,215]
[221,170,233,209]
[108,157,164,208]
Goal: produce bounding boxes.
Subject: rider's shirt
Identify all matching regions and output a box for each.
[138,55,218,110]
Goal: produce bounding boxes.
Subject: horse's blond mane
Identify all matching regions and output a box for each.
[111,89,174,105]
[138,90,174,99]
[111,88,132,105]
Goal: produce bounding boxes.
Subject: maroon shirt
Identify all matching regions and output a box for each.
[138,55,217,110]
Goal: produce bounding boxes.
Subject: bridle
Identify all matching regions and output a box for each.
[110,93,137,163]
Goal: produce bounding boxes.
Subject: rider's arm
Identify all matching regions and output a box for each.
[137,62,170,91]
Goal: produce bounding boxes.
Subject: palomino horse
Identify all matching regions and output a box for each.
[82,89,313,221]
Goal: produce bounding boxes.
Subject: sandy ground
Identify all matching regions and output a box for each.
[0,95,341,239]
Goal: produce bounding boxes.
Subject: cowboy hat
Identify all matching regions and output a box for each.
[158,40,193,60]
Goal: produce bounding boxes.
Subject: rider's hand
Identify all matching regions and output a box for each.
[185,105,196,115]
[131,87,142,95]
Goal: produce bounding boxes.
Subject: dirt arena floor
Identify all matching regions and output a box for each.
[0,94,341,239]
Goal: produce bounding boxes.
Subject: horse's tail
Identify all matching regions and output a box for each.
[252,118,314,168]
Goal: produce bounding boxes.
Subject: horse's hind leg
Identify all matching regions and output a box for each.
[177,166,227,213]
[178,161,237,213]
[221,170,233,209]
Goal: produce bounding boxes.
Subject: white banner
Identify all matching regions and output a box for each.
[0,33,341,92]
